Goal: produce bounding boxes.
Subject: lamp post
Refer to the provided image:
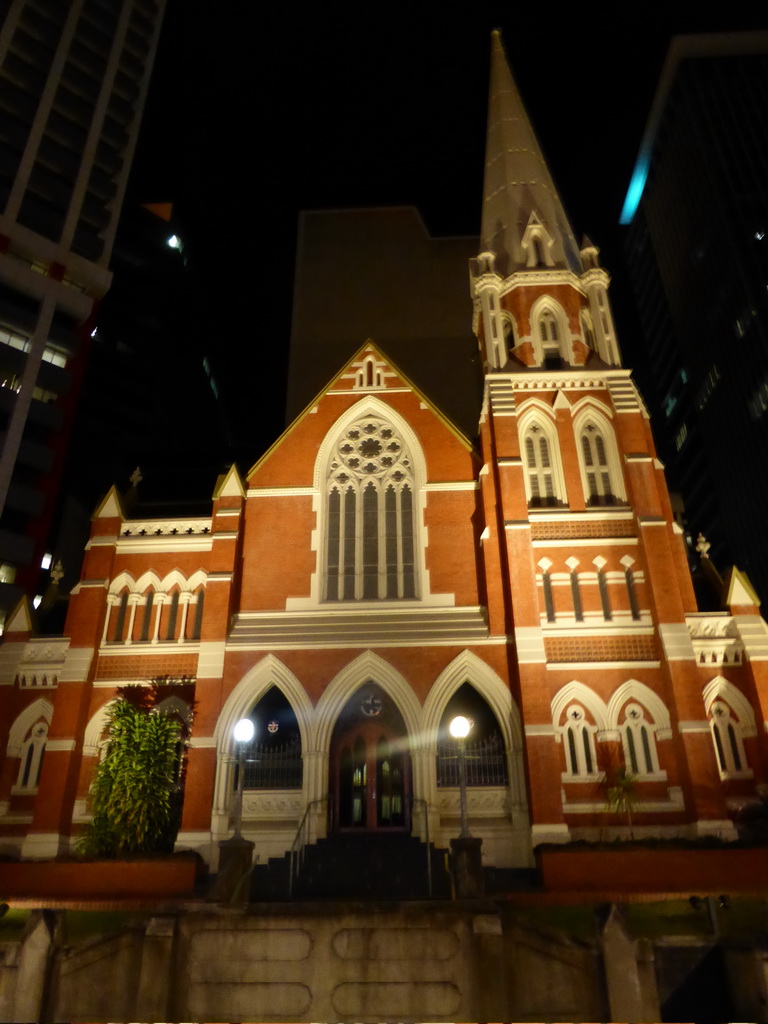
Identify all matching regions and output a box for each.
[448,714,484,898]
[449,715,472,838]
[213,717,255,903]
[232,717,255,838]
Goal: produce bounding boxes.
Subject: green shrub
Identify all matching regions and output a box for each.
[79,692,182,858]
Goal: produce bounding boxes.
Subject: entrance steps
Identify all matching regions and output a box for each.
[250,832,452,901]
[248,833,538,901]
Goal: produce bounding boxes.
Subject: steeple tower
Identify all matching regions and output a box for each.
[473,32,748,849]
[481,31,580,277]
[472,31,621,371]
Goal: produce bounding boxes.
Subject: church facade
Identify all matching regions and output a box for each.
[2,33,768,871]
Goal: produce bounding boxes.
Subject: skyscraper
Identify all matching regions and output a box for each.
[0,0,166,617]
[622,32,768,600]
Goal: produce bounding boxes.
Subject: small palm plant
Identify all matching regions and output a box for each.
[605,765,638,840]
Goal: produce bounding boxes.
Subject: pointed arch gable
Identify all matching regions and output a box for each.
[214,655,315,755]
[312,396,428,491]
[572,402,626,503]
[517,402,567,506]
[108,571,136,595]
[187,569,208,592]
[159,569,188,594]
[83,698,116,755]
[703,676,757,736]
[6,698,53,757]
[607,680,672,736]
[133,570,162,593]
[155,695,193,726]
[529,294,573,364]
[315,650,422,752]
[516,396,557,422]
[551,681,609,731]
[570,396,614,421]
[423,650,522,754]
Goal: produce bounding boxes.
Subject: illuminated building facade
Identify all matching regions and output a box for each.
[622,32,768,600]
[2,31,768,891]
[0,0,166,618]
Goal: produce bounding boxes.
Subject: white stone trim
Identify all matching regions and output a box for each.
[247,486,316,497]
[658,623,695,661]
[564,789,685,814]
[99,641,200,656]
[117,537,213,554]
[530,823,571,845]
[514,626,546,662]
[84,535,119,549]
[198,642,225,678]
[546,662,661,670]
[44,738,75,752]
[528,509,634,522]
[531,537,639,547]
[423,481,479,491]
[6,698,53,757]
[20,833,64,859]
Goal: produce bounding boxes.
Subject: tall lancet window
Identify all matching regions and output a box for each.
[325,414,417,601]
[524,426,556,506]
[580,422,615,505]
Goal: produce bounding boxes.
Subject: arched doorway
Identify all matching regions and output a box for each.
[330,683,410,831]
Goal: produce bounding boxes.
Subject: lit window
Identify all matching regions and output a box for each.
[621,703,658,775]
[40,553,52,570]
[16,722,48,791]
[710,701,749,777]
[325,415,417,601]
[579,422,619,505]
[563,705,597,777]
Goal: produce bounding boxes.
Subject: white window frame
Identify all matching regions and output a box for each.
[620,703,663,778]
[518,406,567,507]
[13,721,48,793]
[323,412,419,602]
[709,700,751,779]
[561,705,598,779]
[572,406,626,505]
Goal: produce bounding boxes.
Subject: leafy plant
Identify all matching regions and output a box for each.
[605,766,639,839]
[79,686,186,858]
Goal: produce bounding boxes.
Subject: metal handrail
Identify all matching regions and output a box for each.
[288,796,330,897]
[411,797,432,898]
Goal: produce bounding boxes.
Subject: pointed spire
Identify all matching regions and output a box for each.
[481,31,580,276]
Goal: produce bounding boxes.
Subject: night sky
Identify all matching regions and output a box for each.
[124,4,767,469]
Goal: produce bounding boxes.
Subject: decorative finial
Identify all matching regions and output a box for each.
[129,466,143,487]
[50,560,64,585]
[696,533,711,559]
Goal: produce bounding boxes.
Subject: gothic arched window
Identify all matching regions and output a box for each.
[520,413,565,507]
[579,421,619,505]
[621,703,658,776]
[16,721,48,791]
[709,700,748,777]
[563,705,596,777]
[325,414,417,601]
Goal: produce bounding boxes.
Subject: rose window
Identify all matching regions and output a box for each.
[325,415,417,601]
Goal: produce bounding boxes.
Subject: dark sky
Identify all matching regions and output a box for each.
[125,4,767,464]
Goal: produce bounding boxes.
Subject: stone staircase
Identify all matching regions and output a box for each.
[250,832,453,901]
[248,832,538,901]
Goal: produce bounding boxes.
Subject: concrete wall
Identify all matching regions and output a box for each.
[0,903,607,1022]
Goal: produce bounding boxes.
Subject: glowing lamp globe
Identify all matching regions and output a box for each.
[449,715,471,739]
[233,718,255,744]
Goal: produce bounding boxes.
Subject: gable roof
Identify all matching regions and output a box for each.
[247,340,479,481]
